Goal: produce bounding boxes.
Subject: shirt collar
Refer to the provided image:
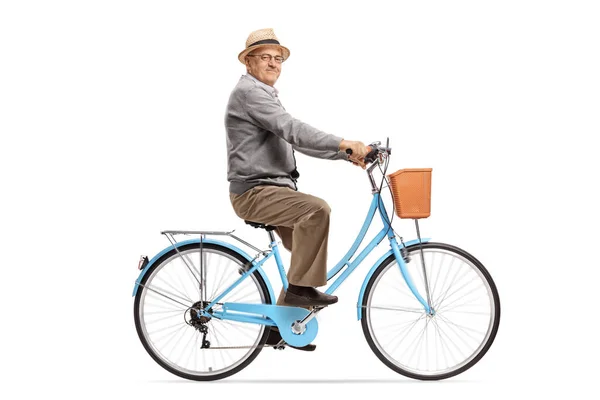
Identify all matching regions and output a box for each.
[244,73,279,97]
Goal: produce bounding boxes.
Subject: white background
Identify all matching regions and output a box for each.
[1,0,599,398]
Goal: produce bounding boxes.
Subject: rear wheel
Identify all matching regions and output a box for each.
[361,242,500,380]
[134,243,272,381]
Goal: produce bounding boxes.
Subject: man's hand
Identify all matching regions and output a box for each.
[339,139,371,169]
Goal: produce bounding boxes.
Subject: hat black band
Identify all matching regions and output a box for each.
[249,39,280,47]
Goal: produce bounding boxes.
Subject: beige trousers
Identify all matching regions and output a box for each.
[229,185,331,306]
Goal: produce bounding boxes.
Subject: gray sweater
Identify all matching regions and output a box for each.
[225,74,348,194]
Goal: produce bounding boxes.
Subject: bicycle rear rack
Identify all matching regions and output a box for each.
[161,229,267,255]
[160,229,271,309]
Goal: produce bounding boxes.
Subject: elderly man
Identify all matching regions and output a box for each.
[225,28,370,350]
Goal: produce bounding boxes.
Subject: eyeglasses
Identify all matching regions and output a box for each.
[247,54,285,63]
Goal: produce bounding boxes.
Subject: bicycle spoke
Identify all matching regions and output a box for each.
[431,256,456,307]
[372,317,424,334]
[138,282,192,309]
[386,314,427,357]
[436,287,489,315]
[430,316,468,366]
[435,269,480,311]
[208,324,229,368]
[400,317,429,367]
[432,317,452,369]
[434,262,468,311]
[173,250,201,288]
[181,253,201,298]
[208,255,228,300]
[429,252,445,299]
[155,270,195,304]
[367,304,425,313]
[152,321,189,350]
[436,313,487,344]
[380,276,422,304]
[174,327,197,367]
[224,285,261,303]
[143,310,182,327]
[184,330,199,368]
[170,258,197,301]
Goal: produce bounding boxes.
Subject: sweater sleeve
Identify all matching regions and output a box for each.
[292,144,349,161]
[243,86,343,152]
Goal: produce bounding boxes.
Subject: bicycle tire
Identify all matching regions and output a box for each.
[361,242,500,380]
[134,243,272,381]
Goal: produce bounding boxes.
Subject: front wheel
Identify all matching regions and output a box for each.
[361,242,500,380]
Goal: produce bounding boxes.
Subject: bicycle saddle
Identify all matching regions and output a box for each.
[244,220,276,232]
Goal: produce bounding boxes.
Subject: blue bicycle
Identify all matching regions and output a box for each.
[132,139,500,381]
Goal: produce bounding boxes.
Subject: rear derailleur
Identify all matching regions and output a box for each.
[186,301,211,349]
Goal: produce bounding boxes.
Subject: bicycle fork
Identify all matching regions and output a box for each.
[389,235,434,315]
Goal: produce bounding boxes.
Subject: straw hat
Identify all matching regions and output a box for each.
[238,28,290,64]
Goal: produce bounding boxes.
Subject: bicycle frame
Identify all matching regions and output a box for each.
[202,190,432,321]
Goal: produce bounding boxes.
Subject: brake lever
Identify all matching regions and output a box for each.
[364,146,379,164]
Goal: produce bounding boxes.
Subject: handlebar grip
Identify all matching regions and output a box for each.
[346,146,373,156]
[346,146,377,164]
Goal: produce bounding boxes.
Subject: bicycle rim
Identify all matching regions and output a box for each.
[134,244,270,380]
[362,242,500,380]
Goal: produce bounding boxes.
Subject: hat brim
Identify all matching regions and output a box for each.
[238,44,290,64]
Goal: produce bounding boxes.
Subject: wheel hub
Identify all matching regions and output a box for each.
[188,301,211,324]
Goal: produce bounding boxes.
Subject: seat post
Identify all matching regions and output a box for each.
[267,230,276,243]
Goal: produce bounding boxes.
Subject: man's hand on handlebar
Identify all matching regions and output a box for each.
[339,139,371,169]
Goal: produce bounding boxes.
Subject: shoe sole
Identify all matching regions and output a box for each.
[283,291,338,306]
[289,344,316,351]
[267,328,316,351]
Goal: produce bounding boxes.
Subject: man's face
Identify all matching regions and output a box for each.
[245,45,283,87]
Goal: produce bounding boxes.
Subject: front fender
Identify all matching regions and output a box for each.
[132,238,276,304]
[357,238,430,320]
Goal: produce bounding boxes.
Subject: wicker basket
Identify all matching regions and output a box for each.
[387,168,432,219]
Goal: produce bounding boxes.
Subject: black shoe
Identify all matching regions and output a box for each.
[266,328,316,352]
[284,284,338,306]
